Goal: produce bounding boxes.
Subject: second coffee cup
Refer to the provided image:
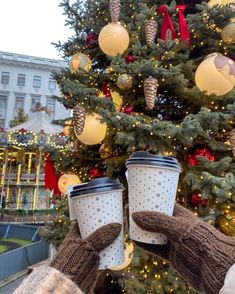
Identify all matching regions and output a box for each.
[69,177,124,269]
[126,151,181,245]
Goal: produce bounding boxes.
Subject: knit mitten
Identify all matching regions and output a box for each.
[132,204,235,294]
[50,222,121,294]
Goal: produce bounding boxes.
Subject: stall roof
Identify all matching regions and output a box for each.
[7,111,62,134]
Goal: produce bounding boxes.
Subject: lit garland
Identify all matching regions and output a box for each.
[7,129,37,147]
[5,129,70,149]
[47,132,70,149]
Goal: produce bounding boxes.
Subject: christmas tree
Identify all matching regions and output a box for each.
[48,0,235,292]
[9,108,28,128]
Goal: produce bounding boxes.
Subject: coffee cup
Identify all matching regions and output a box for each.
[69,177,124,269]
[126,151,181,244]
[67,186,77,221]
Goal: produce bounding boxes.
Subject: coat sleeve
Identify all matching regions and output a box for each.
[219,263,235,294]
[13,265,84,294]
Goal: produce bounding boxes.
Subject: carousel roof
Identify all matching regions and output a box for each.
[7,111,63,134]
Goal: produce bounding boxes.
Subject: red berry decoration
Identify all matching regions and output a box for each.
[85,33,98,49]
[186,146,215,166]
[89,167,105,179]
[189,193,209,208]
[123,104,134,114]
[201,199,209,207]
[101,83,112,99]
[51,199,57,205]
[125,54,136,64]
[190,193,201,207]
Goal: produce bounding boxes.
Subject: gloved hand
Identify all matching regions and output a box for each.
[132,204,235,294]
[50,222,121,294]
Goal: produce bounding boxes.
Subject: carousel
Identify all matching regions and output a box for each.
[0,111,69,210]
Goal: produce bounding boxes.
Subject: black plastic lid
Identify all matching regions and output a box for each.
[70,177,123,198]
[125,151,181,172]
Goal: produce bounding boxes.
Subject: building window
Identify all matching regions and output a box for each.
[46,98,55,118]
[0,95,7,125]
[15,95,24,111]
[33,76,41,88]
[0,119,4,128]
[35,59,44,64]
[17,56,29,62]
[31,96,41,111]
[2,54,13,60]
[48,78,56,90]
[17,74,26,87]
[49,61,59,67]
[1,72,10,85]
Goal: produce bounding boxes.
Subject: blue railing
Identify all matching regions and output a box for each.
[0,224,8,237]
[0,224,40,241]
[0,240,49,280]
[0,224,49,280]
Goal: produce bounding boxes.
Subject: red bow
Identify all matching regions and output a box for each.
[157,5,190,47]
[44,154,61,196]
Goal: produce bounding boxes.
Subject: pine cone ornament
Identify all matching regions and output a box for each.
[109,0,121,23]
[145,20,158,47]
[230,130,235,158]
[73,106,86,136]
[144,76,158,110]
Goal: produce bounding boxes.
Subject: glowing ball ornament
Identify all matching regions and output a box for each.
[98,22,129,57]
[111,91,123,111]
[195,53,235,96]
[58,173,81,194]
[117,74,133,90]
[99,143,118,159]
[208,0,235,22]
[63,120,73,136]
[219,205,235,236]
[98,90,123,111]
[221,23,235,43]
[63,126,70,136]
[75,113,107,145]
[70,53,92,72]
[208,0,235,6]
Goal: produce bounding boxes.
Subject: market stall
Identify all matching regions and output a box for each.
[0,111,68,210]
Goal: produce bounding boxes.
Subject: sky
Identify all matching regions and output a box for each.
[0,0,72,60]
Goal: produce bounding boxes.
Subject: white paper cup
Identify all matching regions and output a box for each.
[67,186,77,221]
[126,151,181,245]
[70,177,124,269]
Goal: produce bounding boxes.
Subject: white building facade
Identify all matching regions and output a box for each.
[0,51,69,129]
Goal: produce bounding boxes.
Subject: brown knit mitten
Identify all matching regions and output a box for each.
[50,222,121,294]
[132,204,235,294]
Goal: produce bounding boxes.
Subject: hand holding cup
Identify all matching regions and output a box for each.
[132,203,235,294]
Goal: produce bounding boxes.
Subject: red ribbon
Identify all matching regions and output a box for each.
[157,5,177,40]
[157,5,190,47]
[177,5,190,47]
[44,154,61,196]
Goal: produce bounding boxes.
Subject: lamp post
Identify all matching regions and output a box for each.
[0,149,8,209]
